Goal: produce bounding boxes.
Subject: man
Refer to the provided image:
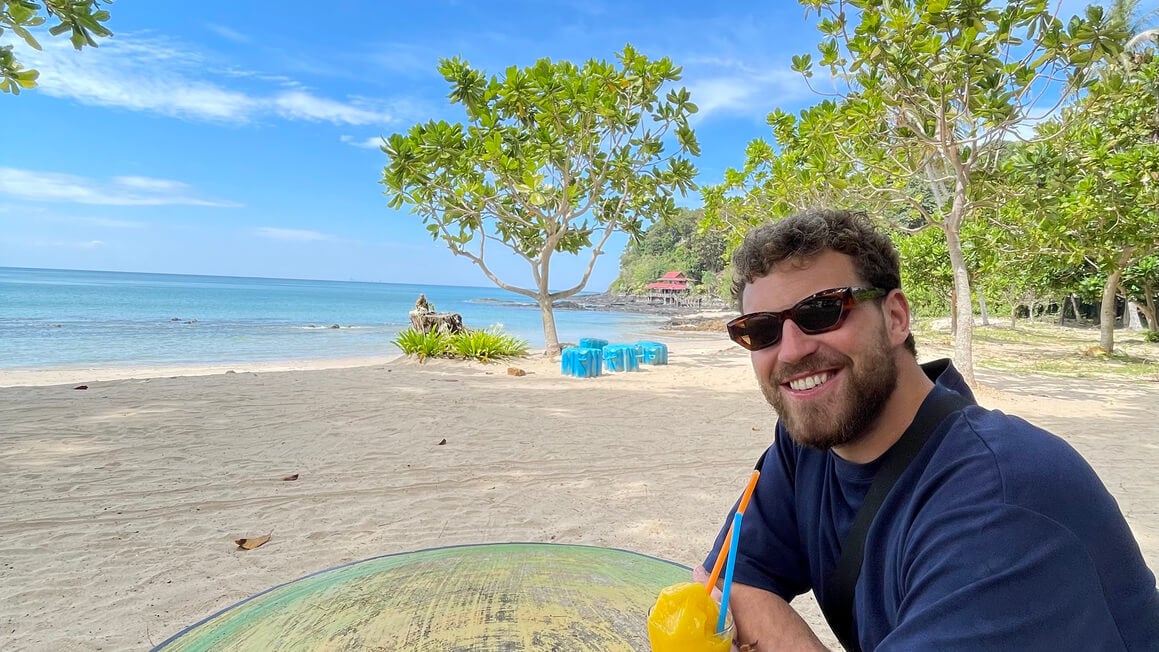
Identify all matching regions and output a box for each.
[699,209,1158,650]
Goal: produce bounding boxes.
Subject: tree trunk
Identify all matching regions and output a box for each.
[943,222,976,386]
[1099,248,1137,352]
[1060,294,1075,326]
[950,284,958,337]
[1010,303,1017,329]
[978,292,990,327]
[1142,284,1157,332]
[1099,270,1124,353]
[1126,301,1144,330]
[537,294,561,354]
[1028,300,1037,324]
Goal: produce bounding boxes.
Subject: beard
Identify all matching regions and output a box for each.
[759,327,898,451]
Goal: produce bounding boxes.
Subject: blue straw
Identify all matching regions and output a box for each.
[717,510,743,633]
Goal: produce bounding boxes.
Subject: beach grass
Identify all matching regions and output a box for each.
[394,327,529,362]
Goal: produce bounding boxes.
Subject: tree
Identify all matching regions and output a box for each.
[1122,255,1159,335]
[701,100,861,248]
[1005,50,1159,352]
[1,0,112,95]
[382,46,699,352]
[777,0,1124,385]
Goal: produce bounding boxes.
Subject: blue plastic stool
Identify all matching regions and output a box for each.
[578,338,608,350]
[602,344,641,373]
[636,341,669,365]
[561,347,602,378]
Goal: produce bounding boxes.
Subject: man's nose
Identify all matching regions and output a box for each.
[777,319,819,363]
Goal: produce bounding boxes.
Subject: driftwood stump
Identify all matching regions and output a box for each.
[409,294,466,334]
[410,311,465,334]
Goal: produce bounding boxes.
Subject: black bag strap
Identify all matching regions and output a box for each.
[821,390,971,652]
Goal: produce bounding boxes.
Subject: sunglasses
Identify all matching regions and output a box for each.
[727,286,888,351]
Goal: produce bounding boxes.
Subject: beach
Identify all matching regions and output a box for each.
[2,334,1157,651]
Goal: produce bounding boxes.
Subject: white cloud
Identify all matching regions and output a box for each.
[254,227,335,242]
[205,23,250,43]
[0,168,241,207]
[32,239,105,249]
[273,91,392,125]
[17,34,396,126]
[112,176,192,193]
[683,59,811,121]
[340,134,386,149]
[687,78,757,118]
[686,72,810,121]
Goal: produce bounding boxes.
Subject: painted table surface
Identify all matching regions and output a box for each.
[154,543,690,651]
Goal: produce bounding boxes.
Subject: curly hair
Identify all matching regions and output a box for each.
[731,208,916,355]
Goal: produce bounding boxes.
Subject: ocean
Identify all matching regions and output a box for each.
[0,267,668,370]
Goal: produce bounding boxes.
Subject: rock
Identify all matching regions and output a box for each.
[437,438,447,445]
[507,367,526,376]
[329,324,340,329]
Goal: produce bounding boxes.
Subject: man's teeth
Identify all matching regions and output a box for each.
[789,372,831,391]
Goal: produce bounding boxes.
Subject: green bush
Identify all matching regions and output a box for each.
[1145,330,1159,343]
[392,328,452,358]
[450,328,528,361]
[393,327,528,362]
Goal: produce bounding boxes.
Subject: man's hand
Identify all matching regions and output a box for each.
[692,565,744,651]
[691,565,829,651]
[692,564,722,601]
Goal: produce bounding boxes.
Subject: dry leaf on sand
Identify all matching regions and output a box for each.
[235,534,271,550]
[282,473,299,481]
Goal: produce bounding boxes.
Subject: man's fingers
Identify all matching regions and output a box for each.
[691,565,724,601]
[693,565,710,583]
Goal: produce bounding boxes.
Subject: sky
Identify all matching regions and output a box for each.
[0,0,1096,290]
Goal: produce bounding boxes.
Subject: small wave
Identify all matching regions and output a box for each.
[467,297,536,307]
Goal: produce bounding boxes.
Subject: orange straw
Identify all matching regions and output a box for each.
[705,470,760,594]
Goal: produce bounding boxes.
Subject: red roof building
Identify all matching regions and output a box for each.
[646,271,692,293]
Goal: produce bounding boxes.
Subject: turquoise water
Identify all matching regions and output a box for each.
[0,267,667,370]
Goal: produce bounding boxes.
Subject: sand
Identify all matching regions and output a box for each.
[1,334,1156,651]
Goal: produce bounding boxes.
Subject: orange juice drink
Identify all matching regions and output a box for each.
[647,582,733,652]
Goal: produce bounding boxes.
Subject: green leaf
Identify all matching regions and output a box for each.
[9,23,42,50]
[790,53,813,73]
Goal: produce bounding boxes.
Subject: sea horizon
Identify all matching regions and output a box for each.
[0,266,665,371]
[1,265,611,294]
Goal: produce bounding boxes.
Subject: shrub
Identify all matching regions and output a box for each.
[392,327,452,359]
[393,326,528,362]
[450,328,528,362]
[1145,330,1159,343]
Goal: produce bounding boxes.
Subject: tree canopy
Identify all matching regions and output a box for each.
[703,0,1125,385]
[1003,48,1159,351]
[382,45,699,352]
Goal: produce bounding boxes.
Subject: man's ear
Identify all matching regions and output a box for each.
[883,289,912,347]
